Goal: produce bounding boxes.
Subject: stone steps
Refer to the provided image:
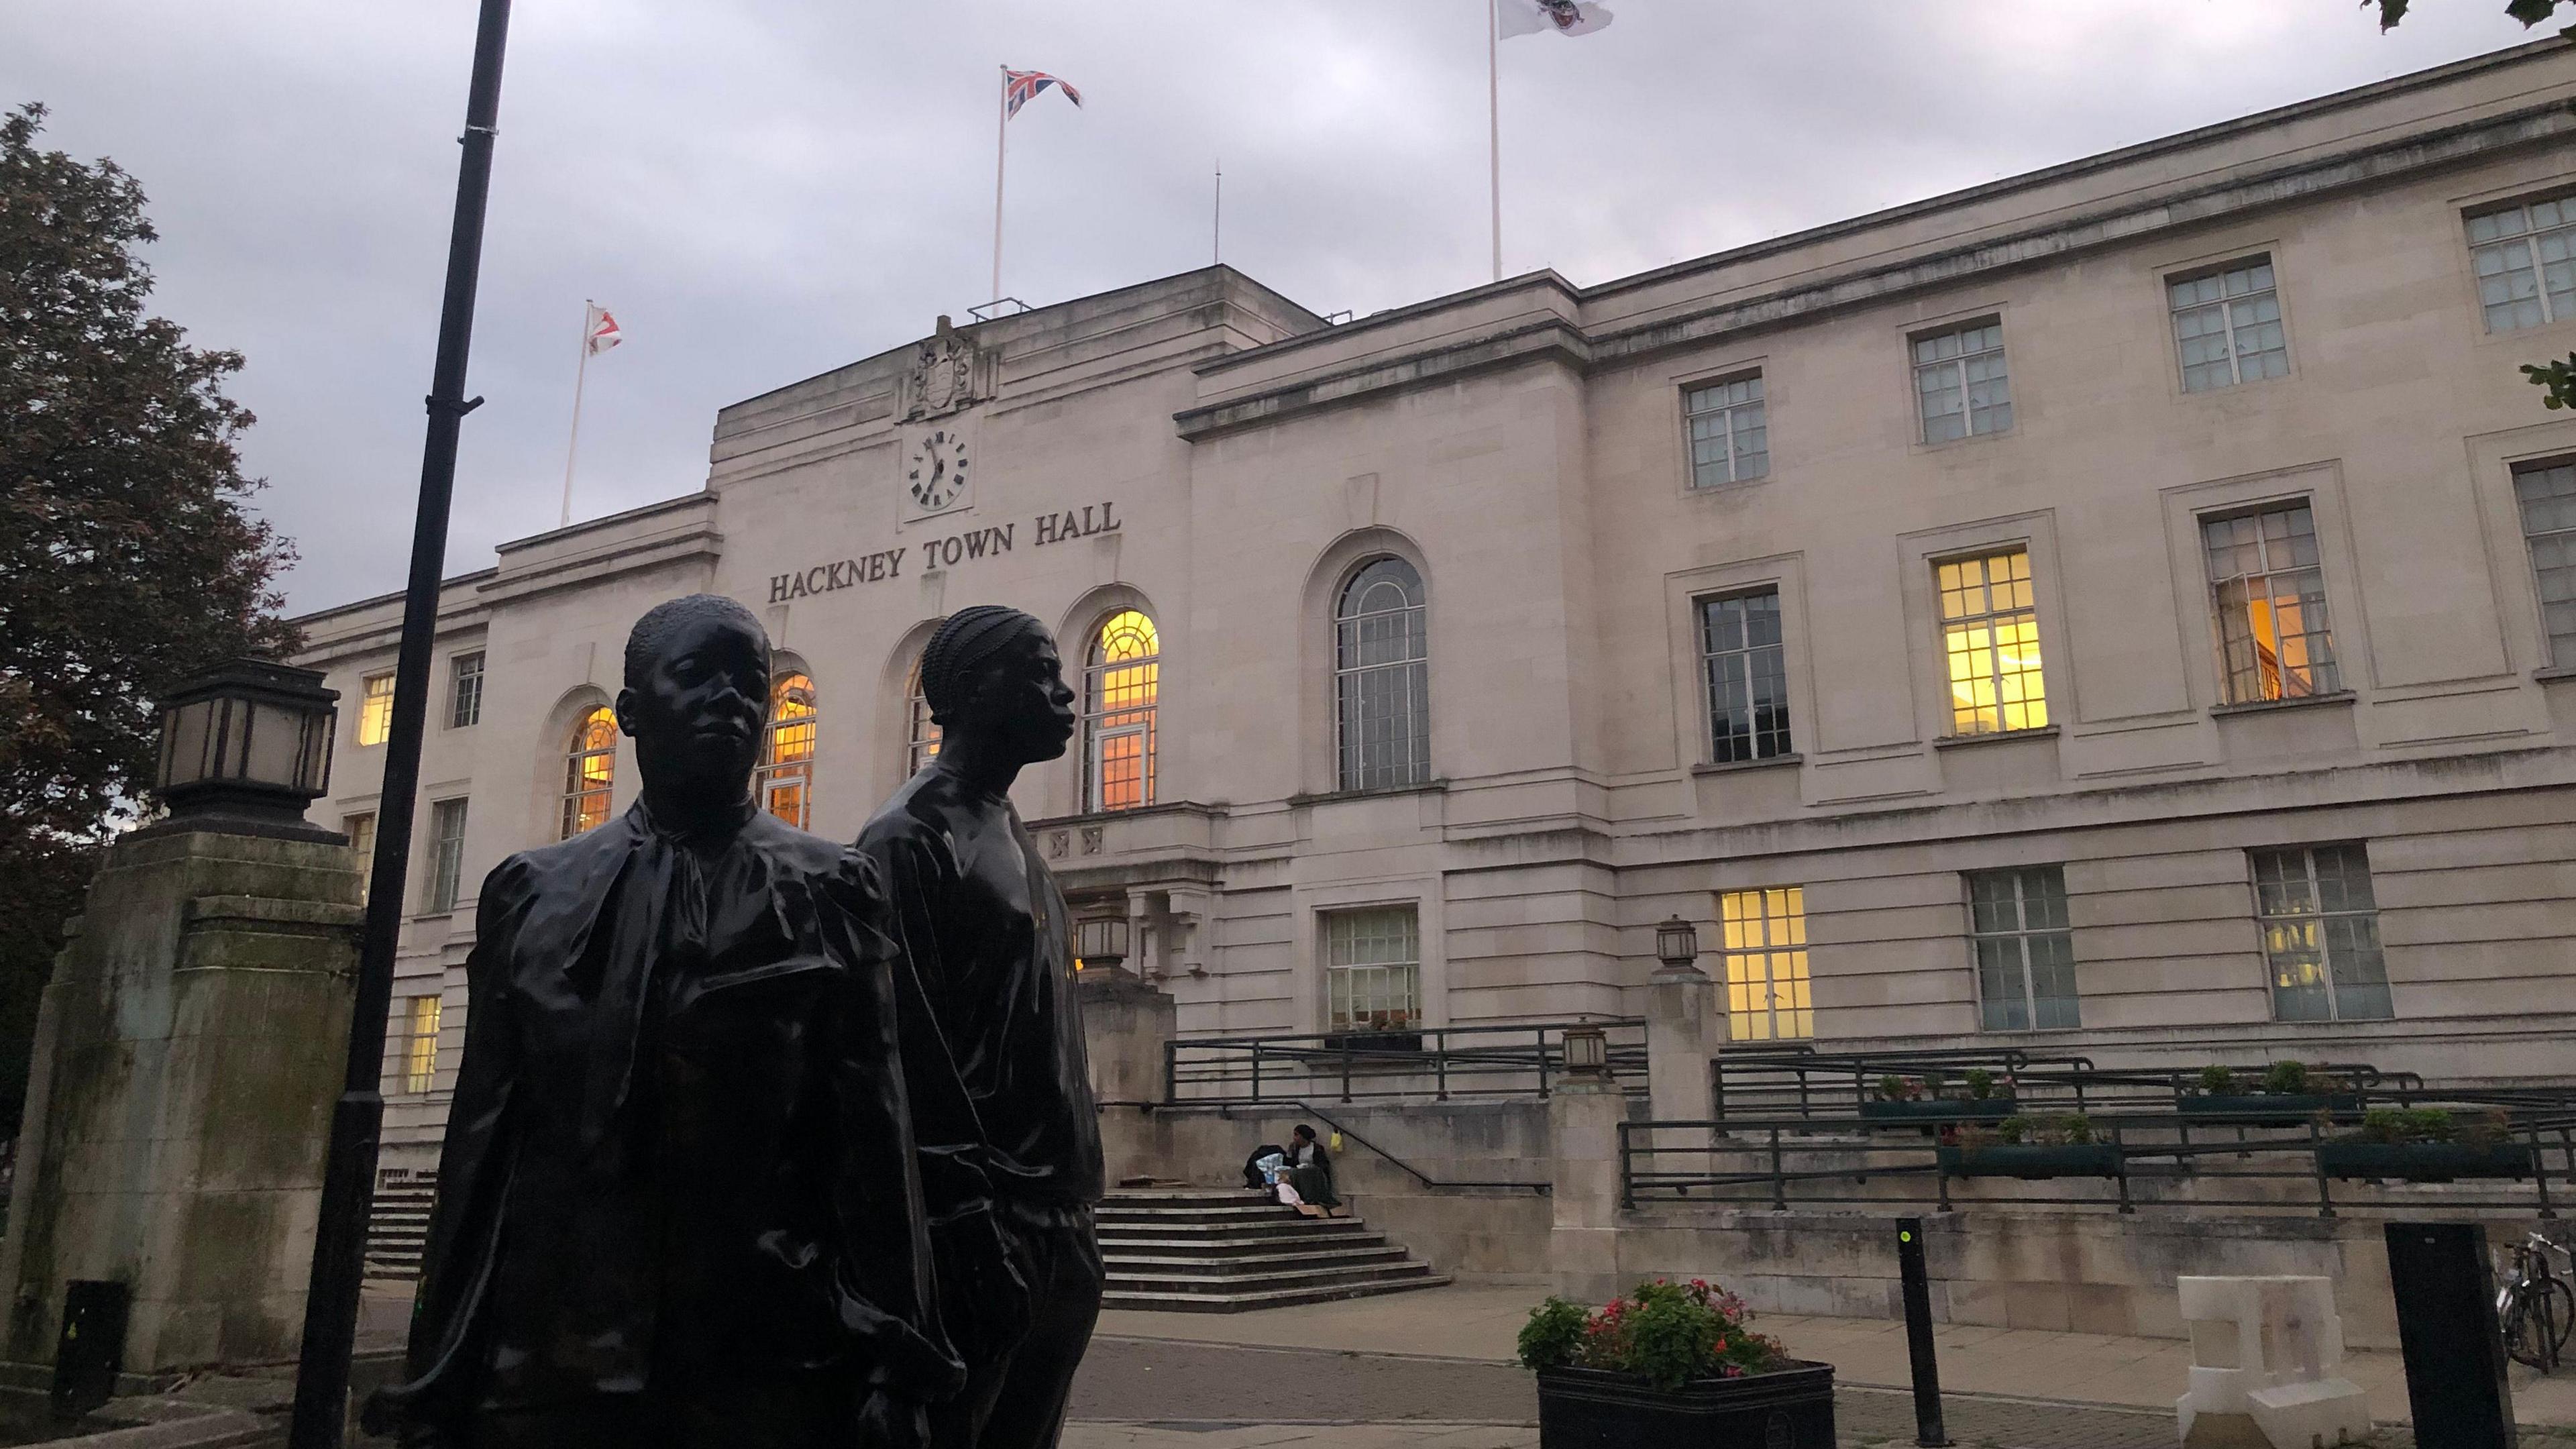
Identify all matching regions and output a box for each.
[364,1177,437,1280]
[1096,1185,1448,1313]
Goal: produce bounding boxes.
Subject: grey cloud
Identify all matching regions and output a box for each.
[1,1,2540,612]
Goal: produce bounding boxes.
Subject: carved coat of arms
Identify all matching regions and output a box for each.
[902,315,985,422]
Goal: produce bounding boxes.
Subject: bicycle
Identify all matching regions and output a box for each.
[2498,1227,2576,1373]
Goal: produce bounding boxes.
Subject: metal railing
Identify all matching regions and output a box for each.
[1166,1018,1647,1105]
[1710,1047,2434,1124]
[1620,1106,2576,1219]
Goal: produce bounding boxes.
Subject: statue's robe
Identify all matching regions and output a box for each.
[365,798,963,1447]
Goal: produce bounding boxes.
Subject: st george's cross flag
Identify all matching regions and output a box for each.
[1499,0,1613,38]
[1004,68,1083,119]
[584,303,623,356]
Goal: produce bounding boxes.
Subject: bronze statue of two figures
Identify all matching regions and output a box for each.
[364,598,1105,1449]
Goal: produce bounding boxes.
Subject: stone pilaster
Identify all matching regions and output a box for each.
[0,828,360,1373]
[1547,1079,1628,1304]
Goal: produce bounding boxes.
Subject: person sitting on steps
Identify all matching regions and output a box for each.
[1285,1124,1342,1218]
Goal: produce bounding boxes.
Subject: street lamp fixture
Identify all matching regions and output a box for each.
[1075,916,1131,973]
[144,659,339,843]
[1563,1024,1611,1081]
[1654,914,1703,976]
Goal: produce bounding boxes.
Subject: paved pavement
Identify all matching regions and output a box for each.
[1073,1282,2576,1448]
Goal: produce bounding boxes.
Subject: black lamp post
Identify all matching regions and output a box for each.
[288,3,514,1444]
[140,659,340,843]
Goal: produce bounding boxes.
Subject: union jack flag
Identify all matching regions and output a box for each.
[1004,68,1083,119]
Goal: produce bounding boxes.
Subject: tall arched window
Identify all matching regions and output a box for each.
[1083,609,1159,812]
[1334,558,1428,790]
[906,657,942,774]
[561,706,617,839]
[757,672,817,827]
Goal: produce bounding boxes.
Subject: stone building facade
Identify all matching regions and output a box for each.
[296,40,2576,1173]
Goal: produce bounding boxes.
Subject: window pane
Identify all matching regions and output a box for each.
[2467,194,2576,332]
[1938,550,2046,735]
[1966,866,2078,1032]
[2514,461,2576,667]
[449,653,485,729]
[561,706,616,839]
[1719,886,1812,1040]
[1326,906,1422,1032]
[429,798,469,913]
[1699,590,1791,762]
[1336,560,1429,790]
[1684,374,1769,489]
[358,673,394,747]
[757,672,817,828]
[2249,844,2391,1022]
[2202,504,2337,703]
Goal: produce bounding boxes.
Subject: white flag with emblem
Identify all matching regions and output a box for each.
[1499,0,1613,38]
[584,302,623,356]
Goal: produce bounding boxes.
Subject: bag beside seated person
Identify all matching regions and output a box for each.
[1241,1144,1287,1190]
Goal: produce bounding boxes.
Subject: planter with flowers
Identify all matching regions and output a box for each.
[1936,1113,2121,1180]
[2316,1108,2536,1183]
[1857,1068,2016,1126]
[2178,1061,2361,1124]
[1516,1279,1835,1448]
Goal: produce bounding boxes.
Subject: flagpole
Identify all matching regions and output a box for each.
[559,301,592,528]
[1488,0,1503,282]
[1213,158,1223,266]
[991,65,1010,301]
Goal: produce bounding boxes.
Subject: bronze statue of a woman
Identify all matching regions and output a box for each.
[366,594,960,1449]
[860,606,1104,1449]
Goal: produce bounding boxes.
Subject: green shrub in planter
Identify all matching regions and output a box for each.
[2198,1064,2239,1095]
[2261,1060,2310,1096]
[1519,1281,1835,1448]
[1964,1068,1996,1101]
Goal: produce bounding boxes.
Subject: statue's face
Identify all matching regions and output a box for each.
[619,612,771,796]
[959,630,1077,764]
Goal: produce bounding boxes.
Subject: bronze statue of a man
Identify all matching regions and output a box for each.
[859,606,1104,1449]
[366,594,961,1449]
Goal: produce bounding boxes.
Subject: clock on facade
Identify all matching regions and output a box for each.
[907,427,971,513]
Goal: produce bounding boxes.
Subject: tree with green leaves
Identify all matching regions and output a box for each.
[2371,0,2573,29]
[0,102,300,1131]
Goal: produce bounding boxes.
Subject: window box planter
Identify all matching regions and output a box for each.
[1859,1097,2015,1124]
[2178,1093,2359,1124]
[1536,1361,1836,1449]
[1935,1143,2121,1180]
[2315,1141,2536,1183]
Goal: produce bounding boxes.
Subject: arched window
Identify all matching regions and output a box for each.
[758,672,816,828]
[561,706,617,839]
[1334,558,1428,790]
[1083,609,1159,812]
[905,657,942,774]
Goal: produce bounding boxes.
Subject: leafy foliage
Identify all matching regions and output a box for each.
[0,102,299,1128]
[2261,1059,2312,1096]
[1517,1280,1787,1389]
[2198,1063,2240,1095]
[2371,0,2573,28]
[2526,354,2576,410]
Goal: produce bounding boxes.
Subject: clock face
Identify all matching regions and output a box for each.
[907,427,971,512]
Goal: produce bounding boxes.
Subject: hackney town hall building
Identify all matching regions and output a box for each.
[301,40,2576,1181]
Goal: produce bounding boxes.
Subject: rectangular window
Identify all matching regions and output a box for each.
[1968,867,2080,1031]
[1684,374,1768,488]
[357,672,395,747]
[1698,590,1791,762]
[2251,843,2393,1022]
[1912,320,2012,443]
[1324,906,1421,1034]
[2467,191,2576,333]
[1937,549,2047,735]
[2513,458,2576,667]
[2169,256,2290,392]
[385,994,442,1095]
[1719,886,1811,1041]
[449,652,484,729]
[427,798,468,914]
[343,811,376,905]
[2202,502,2338,704]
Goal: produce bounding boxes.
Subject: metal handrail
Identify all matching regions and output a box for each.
[1167,1017,1649,1106]
[1221,1098,1550,1195]
[1618,1107,2576,1218]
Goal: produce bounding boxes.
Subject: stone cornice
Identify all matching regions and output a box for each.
[1172,97,2576,443]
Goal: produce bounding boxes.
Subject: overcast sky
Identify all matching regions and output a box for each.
[5,1,2551,615]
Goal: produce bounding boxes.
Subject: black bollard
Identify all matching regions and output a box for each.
[1896,1218,1953,1448]
[2384,1222,2516,1449]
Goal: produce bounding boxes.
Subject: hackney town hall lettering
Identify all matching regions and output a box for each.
[767,502,1122,603]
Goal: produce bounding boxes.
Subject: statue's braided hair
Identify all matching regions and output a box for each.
[623,594,767,692]
[918,605,1048,723]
